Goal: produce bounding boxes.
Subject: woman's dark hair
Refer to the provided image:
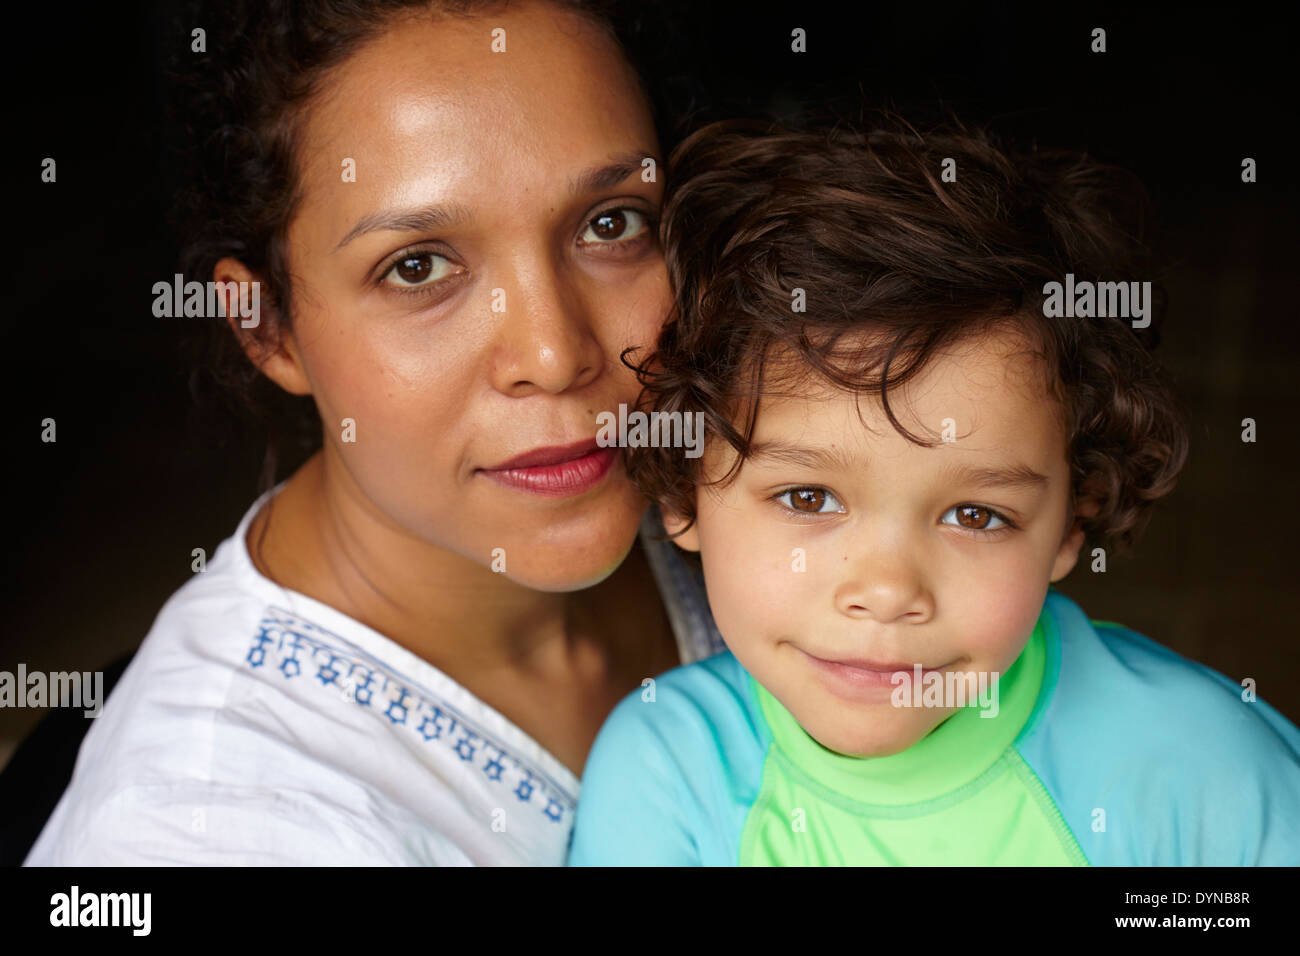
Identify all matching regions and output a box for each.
[166,0,664,495]
[626,115,1190,555]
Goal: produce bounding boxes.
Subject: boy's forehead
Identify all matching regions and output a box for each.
[752,330,1063,458]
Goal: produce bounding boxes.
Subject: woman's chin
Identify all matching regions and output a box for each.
[496,500,648,592]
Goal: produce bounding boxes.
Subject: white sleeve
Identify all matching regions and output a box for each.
[26,781,471,866]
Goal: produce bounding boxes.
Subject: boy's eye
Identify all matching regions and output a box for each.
[941,504,1008,531]
[579,208,650,245]
[776,487,845,515]
[382,251,461,289]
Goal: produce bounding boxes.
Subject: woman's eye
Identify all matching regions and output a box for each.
[381,251,459,289]
[941,504,1009,532]
[579,208,650,245]
[776,487,844,515]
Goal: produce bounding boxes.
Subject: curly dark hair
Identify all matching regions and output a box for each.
[165,0,662,492]
[625,116,1190,554]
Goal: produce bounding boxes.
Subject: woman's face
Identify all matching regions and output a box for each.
[263,3,668,591]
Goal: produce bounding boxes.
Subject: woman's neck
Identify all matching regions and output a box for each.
[245,450,670,687]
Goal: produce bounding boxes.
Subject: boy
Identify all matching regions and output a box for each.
[567,118,1300,865]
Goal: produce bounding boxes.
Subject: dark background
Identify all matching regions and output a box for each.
[3,1,1297,772]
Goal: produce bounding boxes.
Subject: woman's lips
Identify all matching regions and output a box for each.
[477,439,618,498]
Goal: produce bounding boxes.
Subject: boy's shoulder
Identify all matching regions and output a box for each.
[1025,590,1300,864]
[595,648,767,758]
[1038,588,1299,754]
[569,649,771,865]
[585,650,770,789]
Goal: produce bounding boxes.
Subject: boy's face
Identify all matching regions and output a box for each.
[666,324,1086,757]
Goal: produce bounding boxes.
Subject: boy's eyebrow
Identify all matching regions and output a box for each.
[747,441,859,472]
[748,440,1051,492]
[335,151,657,251]
[939,461,1051,492]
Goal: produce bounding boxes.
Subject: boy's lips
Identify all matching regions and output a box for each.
[808,654,936,672]
[798,648,954,696]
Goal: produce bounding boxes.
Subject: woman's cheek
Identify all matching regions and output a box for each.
[597,264,671,366]
[305,334,468,525]
[315,309,464,432]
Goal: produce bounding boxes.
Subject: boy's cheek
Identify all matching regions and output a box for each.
[700,509,1049,648]
[950,582,1051,676]
[699,530,829,638]
[936,542,1054,648]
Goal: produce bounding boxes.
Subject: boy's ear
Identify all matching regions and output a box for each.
[215,257,313,397]
[1049,497,1099,583]
[660,509,701,553]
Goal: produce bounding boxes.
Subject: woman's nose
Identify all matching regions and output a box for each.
[488,266,605,397]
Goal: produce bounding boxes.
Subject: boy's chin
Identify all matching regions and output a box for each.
[806,711,954,759]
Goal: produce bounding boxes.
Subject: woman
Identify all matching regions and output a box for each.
[25,0,722,865]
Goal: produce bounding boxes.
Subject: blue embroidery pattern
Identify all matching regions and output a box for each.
[245,606,574,826]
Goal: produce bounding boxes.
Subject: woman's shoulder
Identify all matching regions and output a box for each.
[25,493,575,866]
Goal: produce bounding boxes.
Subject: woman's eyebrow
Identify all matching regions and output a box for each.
[568,150,660,195]
[334,151,658,252]
[335,200,473,251]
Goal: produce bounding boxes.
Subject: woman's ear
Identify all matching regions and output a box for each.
[660,509,701,553]
[214,257,313,397]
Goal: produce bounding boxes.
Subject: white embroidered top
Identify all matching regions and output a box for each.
[24,486,724,866]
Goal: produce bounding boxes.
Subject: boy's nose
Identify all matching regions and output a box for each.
[833,548,934,625]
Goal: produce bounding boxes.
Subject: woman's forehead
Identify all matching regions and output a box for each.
[293,5,655,219]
